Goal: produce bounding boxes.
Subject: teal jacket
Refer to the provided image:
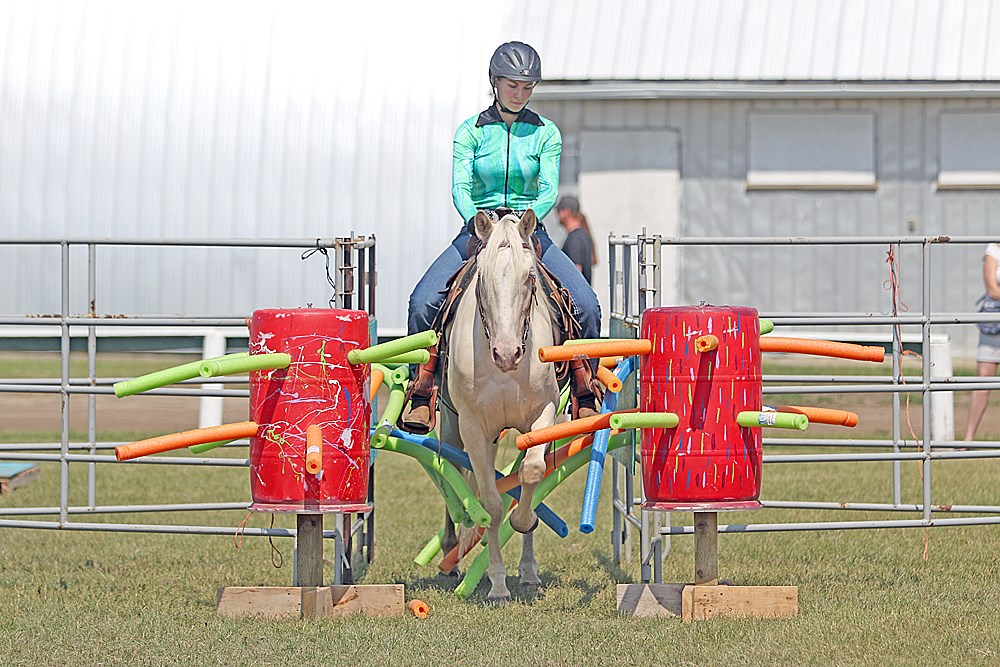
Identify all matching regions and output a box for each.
[452,105,562,223]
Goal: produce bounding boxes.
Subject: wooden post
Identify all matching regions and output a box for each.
[296,513,324,587]
[693,511,718,586]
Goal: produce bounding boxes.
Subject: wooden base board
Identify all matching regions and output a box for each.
[617,583,798,622]
[217,584,404,619]
[0,463,40,494]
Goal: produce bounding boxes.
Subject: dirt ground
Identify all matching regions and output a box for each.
[3,383,1000,442]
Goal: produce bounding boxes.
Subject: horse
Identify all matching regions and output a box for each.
[439,209,562,602]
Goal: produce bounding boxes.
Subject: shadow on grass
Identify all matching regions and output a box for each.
[593,548,634,585]
[407,569,561,605]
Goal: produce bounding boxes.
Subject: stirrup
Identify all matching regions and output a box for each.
[572,391,601,420]
[399,387,438,435]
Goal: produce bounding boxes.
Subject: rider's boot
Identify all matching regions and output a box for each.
[569,357,603,420]
[400,346,440,434]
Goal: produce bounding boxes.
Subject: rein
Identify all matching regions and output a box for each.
[475,241,538,356]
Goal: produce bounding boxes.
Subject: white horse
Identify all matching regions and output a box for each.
[439,209,562,602]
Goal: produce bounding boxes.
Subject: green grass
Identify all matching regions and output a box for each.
[2,443,999,666]
[2,354,999,666]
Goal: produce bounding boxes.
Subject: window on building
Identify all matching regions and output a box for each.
[747,112,877,190]
[938,113,1000,190]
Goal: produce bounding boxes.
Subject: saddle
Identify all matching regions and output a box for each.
[399,237,603,435]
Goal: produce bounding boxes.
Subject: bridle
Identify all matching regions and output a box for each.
[476,241,538,357]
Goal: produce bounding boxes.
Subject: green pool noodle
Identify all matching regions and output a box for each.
[455,431,630,599]
[347,330,437,365]
[415,528,446,566]
[376,350,431,365]
[380,436,490,528]
[113,352,249,398]
[421,461,473,529]
[760,319,775,335]
[564,338,633,345]
[370,382,407,448]
[736,410,808,431]
[198,353,291,379]
[188,437,239,454]
[609,412,679,430]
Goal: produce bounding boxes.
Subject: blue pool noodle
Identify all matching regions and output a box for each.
[579,356,635,534]
[388,428,568,538]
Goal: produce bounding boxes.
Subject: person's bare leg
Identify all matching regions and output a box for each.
[964,362,999,441]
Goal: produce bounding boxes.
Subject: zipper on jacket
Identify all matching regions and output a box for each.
[504,123,511,208]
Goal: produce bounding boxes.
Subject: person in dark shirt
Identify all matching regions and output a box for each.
[556,195,596,285]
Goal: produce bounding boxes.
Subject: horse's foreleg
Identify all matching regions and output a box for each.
[464,431,509,602]
[510,403,556,535]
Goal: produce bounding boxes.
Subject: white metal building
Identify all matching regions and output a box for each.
[4,0,1000,355]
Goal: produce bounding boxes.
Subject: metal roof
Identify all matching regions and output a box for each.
[505,0,1000,82]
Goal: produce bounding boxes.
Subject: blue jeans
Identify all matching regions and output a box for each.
[407,225,601,339]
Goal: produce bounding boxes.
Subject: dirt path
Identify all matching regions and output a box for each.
[0,393,248,436]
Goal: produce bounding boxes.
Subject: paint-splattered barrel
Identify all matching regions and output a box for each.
[248,308,371,512]
[638,306,762,505]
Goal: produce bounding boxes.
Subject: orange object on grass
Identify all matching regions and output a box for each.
[596,365,623,393]
[369,366,385,403]
[538,339,652,363]
[305,424,323,475]
[115,421,259,461]
[515,410,637,450]
[772,405,859,427]
[759,336,885,363]
[407,599,430,618]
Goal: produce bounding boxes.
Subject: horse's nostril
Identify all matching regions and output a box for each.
[512,349,523,365]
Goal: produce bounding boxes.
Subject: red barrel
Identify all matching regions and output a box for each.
[248,308,371,512]
[639,306,762,505]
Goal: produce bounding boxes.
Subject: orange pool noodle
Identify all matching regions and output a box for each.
[759,336,885,363]
[772,405,859,428]
[369,367,385,403]
[438,528,484,573]
[695,334,719,353]
[516,410,637,450]
[599,356,623,368]
[596,365,623,393]
[305,424,323,475]
[115,421,259,461]
[538,339,652,363]
[407,599,429,619]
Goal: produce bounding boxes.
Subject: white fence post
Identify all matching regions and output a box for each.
[929,334,954,443]
[199,330,226,429]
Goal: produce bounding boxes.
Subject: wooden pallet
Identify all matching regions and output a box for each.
[217,584,404,619]
[217,513,404,619]
[0,463,40,494]
[618,510,798,622]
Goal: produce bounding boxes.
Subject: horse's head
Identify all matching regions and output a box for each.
[473,209,540,373]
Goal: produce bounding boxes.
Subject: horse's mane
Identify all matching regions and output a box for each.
[477,214,536,272]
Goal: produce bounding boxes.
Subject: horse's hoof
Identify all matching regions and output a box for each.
[521,582,544,598]
[486,594,512,606]
[438,566,461,578]
[510,514,539,535]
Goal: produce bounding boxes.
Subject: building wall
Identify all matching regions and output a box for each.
[533,96,1000,358]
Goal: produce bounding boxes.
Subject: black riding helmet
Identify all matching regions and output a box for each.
[489,41,541,83]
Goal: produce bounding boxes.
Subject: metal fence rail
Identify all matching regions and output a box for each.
[0,235,377,584]
[4,234,1000,586]
[606,232,1000,583]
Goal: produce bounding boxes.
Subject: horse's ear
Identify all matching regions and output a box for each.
[474,211,493,243]
[519,209,537,240]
